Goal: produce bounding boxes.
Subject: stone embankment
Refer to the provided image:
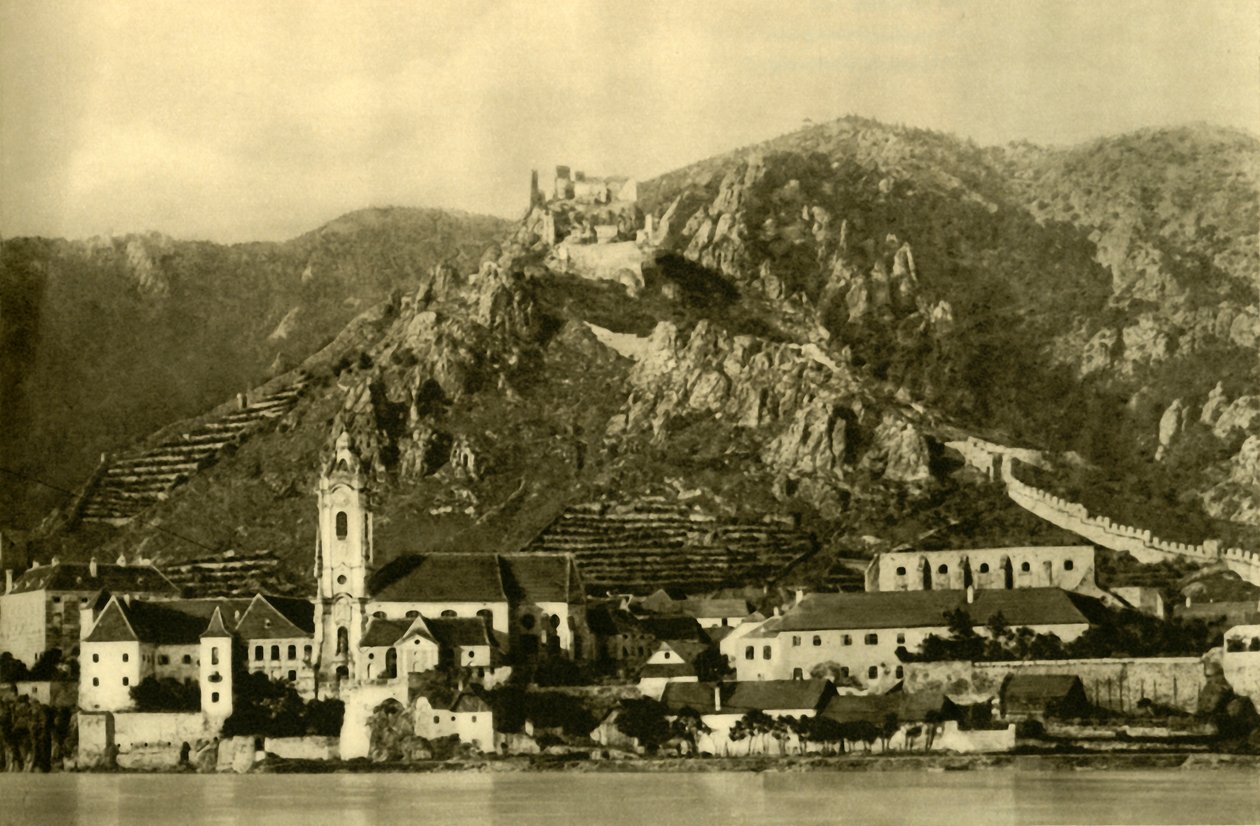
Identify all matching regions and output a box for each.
[949,436,1260,585]
[73,374,311,526]
[526,496,816,591]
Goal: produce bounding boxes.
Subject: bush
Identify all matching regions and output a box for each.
[222,672,343,737]
[130,677,200,712]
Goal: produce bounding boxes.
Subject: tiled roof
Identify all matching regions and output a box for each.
[1001,673,1083,705]
[660,640,709,664]
[776,588,1094,632]
[10,563,178,596]
[637,616,707,643]
[821,691,955,725]
[371,554,506,602]
[235,595,314,640]
[499,554,575,603]
[84,598,207,645]
[423,617,494,648]
[361,618,411,648]
[586,605,642,636]
[640,662,697,679]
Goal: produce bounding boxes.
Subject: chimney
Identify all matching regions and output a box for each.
[237,392,247,410]
[4,570,12,594]
[965,585,975,605]
[794,588,805,606]
[712,683,722,713]
[89,557,98,578]
[50,555,60,567]
[773,605,782,617]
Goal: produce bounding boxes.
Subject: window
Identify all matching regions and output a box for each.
[122,677,130,686]
[895,665,904,679]
[762,646,771,660]
[842,634,852,646]
[335,511,348,540]
[865,633,878,645]
[211,692,220,704]
[663,651,671,660]
[895,566,906,576]
[92,678,99,687]
[287,645,297,660]
[621,647,628,657]
[159,655,169,665]
[270,645,280,661]
[373,611,386,619]
[1064,560,1074,571]
[867,666,878,679]
[1020,561,1031,572]
[433,716,440,724]
[467,651,475,659]
[441,610,457,618]
[520,614,535,630]
[122,653,129,663]
[406,610,420,618]
[896,633,906,645]
[471,715,477,723]
[182,655,193,665]
[287,670,297,681]
[477,609,493,621]
[336,627,348,655]
[937,564,949,574]
[211,647,219,666]
[792,668,803,680]
[92,653,99,663]
[791,635,801,647]
[254,645,263,660]
[812,635,822,647]
[744,646,754,660]
[336,575,347,586]
[549,615,560,629]
[979,563,990,573]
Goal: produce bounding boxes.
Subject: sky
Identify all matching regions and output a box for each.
[1,0,1257,243]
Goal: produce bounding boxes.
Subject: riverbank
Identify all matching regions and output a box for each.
[253,750,1260,775]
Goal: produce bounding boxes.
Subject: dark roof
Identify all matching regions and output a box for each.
[370,553,579,604]
[371,554,506,602]
[451,692,491,713]
[640,662,697,679]
[235,596,315,640]
[1002,674,1084,706]
[361,618,411,648]
[677,599,750,619]
[9,562,177,596]
[777,589,1093,632]
[499,554,576,603]
[586,605,642,636]
[661,680,834,714]
[822,691,955,725]
[84,598,207,645]
[638,616,708,643]
[660,640,709,664]
[423,617,494,648]
[201,608,231,639]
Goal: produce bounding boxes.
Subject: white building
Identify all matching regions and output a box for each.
[720,588,1096,692]
[413,691,494,751]
[864,546,1098,593]
[660,679,837,755]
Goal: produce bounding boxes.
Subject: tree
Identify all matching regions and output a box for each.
[879,712,900,752]
[805,715,846,755]
[737,710,775,755]
[670,707,712,755]
[130,677,200,711]
[693,647,734,682]
[615,698,673,753]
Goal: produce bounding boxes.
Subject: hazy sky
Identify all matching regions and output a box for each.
[2,0,1257,242]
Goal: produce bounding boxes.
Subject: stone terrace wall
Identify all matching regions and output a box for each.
[905,657,1206,714]
[947,437,1260,585]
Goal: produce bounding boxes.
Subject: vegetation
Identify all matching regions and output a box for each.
[221,672,343,737]
[130,677,200,712]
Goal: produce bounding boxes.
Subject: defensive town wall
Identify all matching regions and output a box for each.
[947,437,1260,586]
[79,711,215,769]
[904,657,1207,714]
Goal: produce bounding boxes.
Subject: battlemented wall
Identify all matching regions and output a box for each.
[865,546,1096,593]
[947,437,1260,586]
[904,656,1207,713]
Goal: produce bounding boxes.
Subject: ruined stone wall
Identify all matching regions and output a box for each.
[865,546,1096,593]
[947,437,1260,585]
[904,657,1206,714]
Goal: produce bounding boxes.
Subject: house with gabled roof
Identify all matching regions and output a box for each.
[660,679,837,755]
[0,557,178,666]
[413,689,494,751]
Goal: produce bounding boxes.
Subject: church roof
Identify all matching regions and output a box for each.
[361,618,411,648]
[423,617,495,648]
[369,553,579,605]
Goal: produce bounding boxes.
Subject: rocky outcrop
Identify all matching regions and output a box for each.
[866,412,933,483]
[1156,398,1189,461]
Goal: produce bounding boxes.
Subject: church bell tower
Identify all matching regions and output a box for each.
[313,431,372,692]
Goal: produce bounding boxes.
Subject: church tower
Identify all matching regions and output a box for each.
[312,431,373,693]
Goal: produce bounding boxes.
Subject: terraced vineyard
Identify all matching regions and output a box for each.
[72,374,312,526]
[163,550,293,597]
[525,496,818,592]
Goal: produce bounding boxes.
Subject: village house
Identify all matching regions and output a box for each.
[636,589,753,629]
[312,432,590,695]
[0,557,178,666]
[357,613,509,687]
[660,679,837,755]
[999,673,1091,720]
[864,546,1098,593]
[636,639,707,699]
[412,690,494,751]
[78,591,316,711]
[720,588,1098,691]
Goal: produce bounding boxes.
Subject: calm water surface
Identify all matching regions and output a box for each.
[2,770,1258,826]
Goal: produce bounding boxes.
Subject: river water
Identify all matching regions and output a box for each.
[2,770,1258,825]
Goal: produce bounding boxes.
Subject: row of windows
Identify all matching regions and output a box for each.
[774,632,907,653]
[895,559,1076,576]
[788,665,905,681]
[252,644,312,662]
[90,676,131,687]
[431,714,478,724]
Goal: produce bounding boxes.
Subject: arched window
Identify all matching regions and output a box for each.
[549,614,560,629]
[406,610,420,618]
[270,645,280,661]
[867,666,878,679]
[209,648,218,666]
[1020,561,1031,573]
[336,627,349,656]
[477,609,494,621]
[385,647,397,679]
[287,645,297,660]
[441,609,457,618]
[335,511,349,540]
[254,645,263,660]
[812,635,822,647]
[520,614,536,631]
[303,645,312,661]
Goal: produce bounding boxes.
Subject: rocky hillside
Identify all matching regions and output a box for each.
[23,117,1258,594]
[0,208,508,528]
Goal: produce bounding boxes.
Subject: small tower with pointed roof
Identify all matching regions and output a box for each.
[313,430,373,693]
[200,607,234,724]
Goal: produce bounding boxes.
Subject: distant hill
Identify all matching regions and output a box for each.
[19,117,1259,594]
[0,207,509,528]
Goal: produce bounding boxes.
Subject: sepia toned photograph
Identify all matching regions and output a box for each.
[1,1,1258,823]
